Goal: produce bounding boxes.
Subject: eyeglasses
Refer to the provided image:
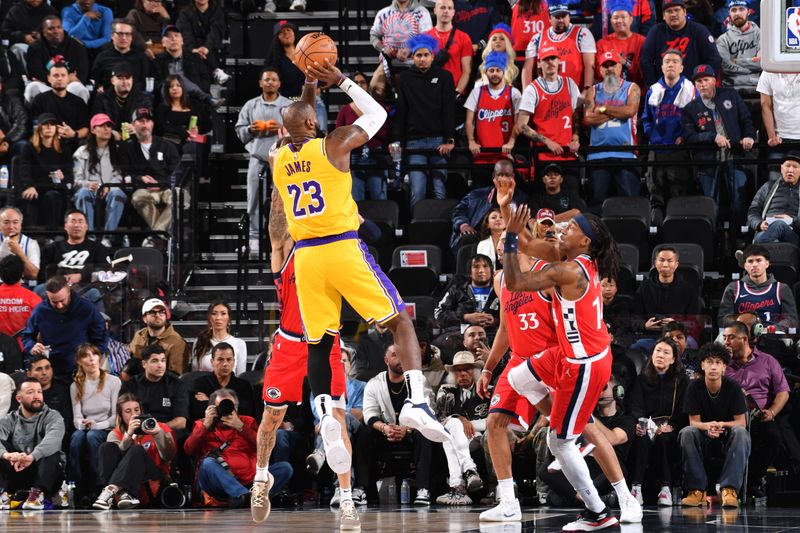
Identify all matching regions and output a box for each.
[113,31,133,37]
[146,309,167,316]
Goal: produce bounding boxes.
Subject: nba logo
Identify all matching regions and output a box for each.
[788,7,800,49]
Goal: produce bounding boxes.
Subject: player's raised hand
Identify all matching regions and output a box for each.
[506,204,530,235]
[306,58,343,87]
[493,175,515,208]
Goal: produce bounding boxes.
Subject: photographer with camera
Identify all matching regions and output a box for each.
[185,389,290,508]
[93,393,177,510]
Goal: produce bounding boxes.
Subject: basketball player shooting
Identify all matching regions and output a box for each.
[270,56,450,451]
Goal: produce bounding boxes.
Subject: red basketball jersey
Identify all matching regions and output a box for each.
[531,76,574,162]
[501,260,558,356]
[538,25,584,90]
[552,254,610,361]
[511,1,549,59]
[273,248,304,339]
[474,84,515,164]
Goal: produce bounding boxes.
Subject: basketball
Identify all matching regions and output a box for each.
[293,32,338,74]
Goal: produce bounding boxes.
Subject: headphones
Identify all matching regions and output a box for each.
[750,316,765,342]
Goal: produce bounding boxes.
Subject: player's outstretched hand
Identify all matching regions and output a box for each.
[506,204,530,235]
[306,58,343,87]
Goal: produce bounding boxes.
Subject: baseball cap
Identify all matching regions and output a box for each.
[162,24,181,37]
[90,113,114,129]
[274,19,298,35]
[726,0,748,8]
[142,298,168,316]
[600,50,620,66]
[662,0,686,9]
[111,63,133,77]
[548,2,569,14]
[132,107,153,122]
[537,208,556,224]
[538,45,559,60]
[781,151,800,165]
[542,162,563,176]
[692,64,716,80]
[36,113,59,126]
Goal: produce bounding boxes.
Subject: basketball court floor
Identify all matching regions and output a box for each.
[3,505,800,532]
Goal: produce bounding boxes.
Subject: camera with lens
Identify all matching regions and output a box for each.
[216,398,235,420]
[134,414,158,434]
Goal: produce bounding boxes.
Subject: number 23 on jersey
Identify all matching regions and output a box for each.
[286,180,326,219]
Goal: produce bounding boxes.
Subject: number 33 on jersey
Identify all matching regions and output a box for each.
[272,138,360,241]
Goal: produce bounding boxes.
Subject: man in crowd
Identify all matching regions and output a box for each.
[30,60,90,143]
[369,0,432,82]
[0,378,65,510]
[0,256,40,346]
[746,152,800,245]
[718,244,798,329]
[25,15,90,104]
[1,0,56,71]
[679,343,750,508]
[640,0,721,87]
[25,354,73,438]
[62,0,114,52]
[91,19,150,90]
[462,324,490,363]
[435,254,499,334]
[716,0,761,92]
[641,49,697,224]
[528,164,586,221]
[0,207,40,282]
[188,342,255,424]
[425,0,472,98]
[584,50,641,213]
[120,343,188,433]
[392,33,456,209]
[435,351,488,505]
[464,51,520,169]
[234,68,291,254]
[185,389,266,508]
[521,2,596,91]
[363,344,435,505]
[129,298,190,375]
[722,321,791,497]
[90,64,152,132]
[120,107,183,247]
[595,0,645,88]
[21,274,107,377]
[682,64,755,231]
[152,25,216,105]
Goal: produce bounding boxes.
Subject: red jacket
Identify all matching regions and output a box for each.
[184,415,258,485]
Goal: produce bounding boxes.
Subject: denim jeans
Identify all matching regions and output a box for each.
[351,154,387,201]
[590,159,640,213]
[68,428,110,483]
[198,457,293,499]
[754,219,800,245]
[407,136,447,209]
[74,187,127,231]
[696,160,748,228]
[678,425,751,491]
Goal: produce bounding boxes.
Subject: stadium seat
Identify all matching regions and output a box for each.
[358,200,401,270]
[616,243,639,295]
[407,199,459,269]
[650,243,704,293]
[405,296,437,324]
[388,245,442,297]
[455,243,478,278]
[602,196,651,269]
[760,243,800,285]
[391,245,442,274]
[662,197,716,270]
[412,199,459,220]
[114,247,165,289]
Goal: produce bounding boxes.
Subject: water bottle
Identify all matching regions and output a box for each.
[0,165,8,189]
[386,477,397,504]
[67,481,76,509]
[400,479,410,504]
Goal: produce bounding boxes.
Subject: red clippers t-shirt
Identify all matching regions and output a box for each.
[0,283,41,348]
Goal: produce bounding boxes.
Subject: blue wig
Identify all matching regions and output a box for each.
[608,0,633,13]
[407,33,440,55]
[484,51,508,71]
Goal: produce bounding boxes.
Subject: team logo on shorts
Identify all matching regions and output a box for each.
[490,394,501,407]
[266,387,281,400]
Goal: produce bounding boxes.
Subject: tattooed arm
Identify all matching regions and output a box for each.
[268,187,293,272]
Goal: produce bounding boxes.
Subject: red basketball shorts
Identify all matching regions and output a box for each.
[549,351,612,439]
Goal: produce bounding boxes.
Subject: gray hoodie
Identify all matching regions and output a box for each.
[716,21,761,90]
[0,404,65,461]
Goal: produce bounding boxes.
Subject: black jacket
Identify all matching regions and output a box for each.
[27,35,89,83]
[393,65,456,141]
[175,3,225,51]
[434,279,500,330]
[187,373,256,424]
[628,371,689,430]
[151,48,212,94]
[350,328,394,382]
[1,1,55,44]
[90,86,153,126]
[0,332,22,373]
[18,142,73,190]
[681,88,756,160]
[632,271,700,333]
[118,135,180,184]
[0,92,28,143]
[91,45,151,90]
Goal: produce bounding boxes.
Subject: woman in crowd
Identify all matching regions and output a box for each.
[335,72,390,201]
[628,336,689,506]
[125,0,171,58]
[191,300,248,374]
[155,75,211,147]
[17,113,73,228]
[93,393,177,509]
[480,24,519,86]
[476,208,505,268]
[73,113,126,248]
[69,343,122,490]
[265,20,303,97]
[510,0,549,66]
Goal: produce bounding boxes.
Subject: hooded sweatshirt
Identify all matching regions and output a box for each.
[716,21,761,90]
[370,0,433,51]
[718,273,798,329]
[393,65,455,141]
[632,270,700,333]
[0,404,65,461]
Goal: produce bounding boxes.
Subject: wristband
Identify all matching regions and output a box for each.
[304,78,318,85]
[337,74,347,87]
[481,368,493,376]
[504,232,518,254]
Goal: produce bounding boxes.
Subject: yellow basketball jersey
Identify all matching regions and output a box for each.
[272,138,359,241]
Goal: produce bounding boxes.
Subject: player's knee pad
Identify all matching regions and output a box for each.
[508,362,549,405]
